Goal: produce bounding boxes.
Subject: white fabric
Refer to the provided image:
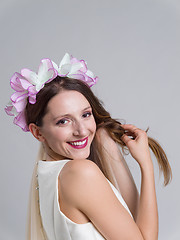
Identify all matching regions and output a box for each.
[37,159,132,240]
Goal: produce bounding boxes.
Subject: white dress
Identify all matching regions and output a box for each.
[37,159,132,240]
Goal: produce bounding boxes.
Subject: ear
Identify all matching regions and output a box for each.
[29,123,45,142]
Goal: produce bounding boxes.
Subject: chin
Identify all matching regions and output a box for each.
[70,149,90,160]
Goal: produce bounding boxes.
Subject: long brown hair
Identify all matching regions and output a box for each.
[25,76,172,186]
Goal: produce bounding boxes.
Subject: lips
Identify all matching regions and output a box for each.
[67,137,88,149]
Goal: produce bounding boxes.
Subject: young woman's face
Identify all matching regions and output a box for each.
[39,90,96,160]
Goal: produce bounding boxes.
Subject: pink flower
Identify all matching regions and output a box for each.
[21,58,57,92]
[14,110,29,132]
[5,55,98,132]
[52,53,98,87]
[5,102,28,132]
[5,59,58,132]
[10,72,36,111]
[4,103,15,116]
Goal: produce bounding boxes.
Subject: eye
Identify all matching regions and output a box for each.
[56,118,68,125]
[82,111,92,118]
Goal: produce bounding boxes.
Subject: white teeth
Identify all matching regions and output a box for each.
[70,139,86,146]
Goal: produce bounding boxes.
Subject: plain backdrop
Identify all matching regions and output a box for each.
[0,0,180,239]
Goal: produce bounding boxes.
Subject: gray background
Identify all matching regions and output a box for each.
[0,0,179,239]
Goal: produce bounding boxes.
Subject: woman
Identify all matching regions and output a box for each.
[5,53,172,240]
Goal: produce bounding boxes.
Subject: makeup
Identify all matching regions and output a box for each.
[68,137,88,149]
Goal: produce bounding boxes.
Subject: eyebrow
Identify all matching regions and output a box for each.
[53,106,92,120]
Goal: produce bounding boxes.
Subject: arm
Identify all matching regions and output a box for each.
[60,125,158,240]
[121,124,158,239]
[60,159,144,240]
[95,128,139,220]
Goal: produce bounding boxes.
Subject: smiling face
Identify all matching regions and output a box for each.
[38,90,96,160]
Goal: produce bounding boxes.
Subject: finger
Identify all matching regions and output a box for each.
[121,134,133,145]
[122,125,141,136]
[121,124,139,131]
[123,130,136,139]
[131,129,147,141]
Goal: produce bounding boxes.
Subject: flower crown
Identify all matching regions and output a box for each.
[5,53,98,132]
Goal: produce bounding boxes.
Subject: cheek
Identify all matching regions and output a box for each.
[43,128,69,144]
[53,129,71,143]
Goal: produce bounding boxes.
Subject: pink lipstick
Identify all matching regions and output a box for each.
[67,137,88,149]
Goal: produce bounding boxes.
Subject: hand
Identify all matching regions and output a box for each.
[121,124,151,166]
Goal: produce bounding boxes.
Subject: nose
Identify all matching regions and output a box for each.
[73,121,87,137]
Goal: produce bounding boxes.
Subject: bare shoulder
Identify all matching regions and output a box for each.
[59,159,103,195]
[59,159,105,211]
[60,159,101,175]
[59,159,143,239]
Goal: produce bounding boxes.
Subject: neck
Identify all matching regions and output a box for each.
[43,143,65,161]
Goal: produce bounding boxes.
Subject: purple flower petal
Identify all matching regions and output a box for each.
[20,78,33,90]
[4,105,15,116]
[28,86,37,104]
[14,111,29,132]
[28,85,37,95]
[79,60,87,73]
[29,94,37,104]
[10,72,26,92]
[21,68,36,83]
[70,73,86,81]
[44,68,58,84]
[70,57,79,64]
[11,91,28,103]
[93,76,98,85]
[38,58,54,76]
[12,98,27,112]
